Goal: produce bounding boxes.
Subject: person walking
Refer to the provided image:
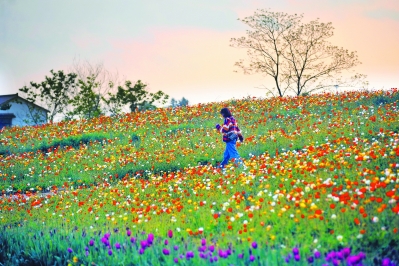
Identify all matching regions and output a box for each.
[215,107,244,169]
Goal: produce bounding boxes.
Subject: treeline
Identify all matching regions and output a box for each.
[16,61,189,124]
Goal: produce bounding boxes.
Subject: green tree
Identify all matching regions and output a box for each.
[170,97,189,107]
[231,9,367,96]
[66,75,103,120]
[19,70,77,122]
[113,80,169,113]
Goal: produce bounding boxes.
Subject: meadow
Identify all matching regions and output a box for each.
[0,88,398,265]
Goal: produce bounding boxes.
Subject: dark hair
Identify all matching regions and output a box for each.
[220,107,232,118]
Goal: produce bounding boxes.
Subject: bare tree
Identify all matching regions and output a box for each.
[231,11,302,97]
[231,9,368,96]
[282,18,367,95]
[69,58,122,116]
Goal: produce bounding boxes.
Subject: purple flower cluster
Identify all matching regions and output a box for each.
[382,258,396,266]
[284,246,397,266]
[64,229,397,266]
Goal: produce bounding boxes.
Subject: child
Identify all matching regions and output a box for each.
[215,107,244,168]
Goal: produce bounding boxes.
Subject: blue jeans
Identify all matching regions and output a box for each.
[220,140,242,168]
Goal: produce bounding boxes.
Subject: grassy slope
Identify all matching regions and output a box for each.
[0,89,398,265]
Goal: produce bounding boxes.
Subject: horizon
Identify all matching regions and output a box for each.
[1,0,398,106]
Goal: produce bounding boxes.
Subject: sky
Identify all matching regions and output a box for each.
[0,0,398,106]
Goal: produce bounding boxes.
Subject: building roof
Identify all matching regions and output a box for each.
[0,93,50,113]
[0,94,18,105]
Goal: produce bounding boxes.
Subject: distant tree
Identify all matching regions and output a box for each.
[231,9,367,97]
[179,97,189,107]
[70,59,120,116]
[170,98,178,108]
[66,75,103,120]
[110,80,169,113]
[19,69,77,122]
[170,97,189,108]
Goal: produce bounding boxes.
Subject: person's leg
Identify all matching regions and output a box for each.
[220,143,230,168]
[227,140,244,167]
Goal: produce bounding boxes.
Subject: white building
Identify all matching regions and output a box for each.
[0,93,49,128]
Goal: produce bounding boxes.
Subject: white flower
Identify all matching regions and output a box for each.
[372,216,379,223]
[337,235,343,242]
[331,214,337,219]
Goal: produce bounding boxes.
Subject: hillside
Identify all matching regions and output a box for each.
[0,89,398,265]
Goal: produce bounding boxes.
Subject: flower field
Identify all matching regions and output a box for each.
[1,89,399,265]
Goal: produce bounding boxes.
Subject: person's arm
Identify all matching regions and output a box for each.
[216,118,231,133]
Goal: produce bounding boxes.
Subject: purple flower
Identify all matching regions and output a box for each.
[332,259,339,266]
[187,251,194,258]
[168,230,173,238]
[326,252,336,262]
[89,239,94,246]
[213,256,218,262]
[201,238,206,246]
[285,256,291,263]
[294,254,301,261]
[127,230,131,237]
[104,233,111,239]
[337,251,344,260]
[140,240,148,249]
[85,246,89,251]
[147,233,154,244]
[139,248,145,255]
[293,247,299,255]
[174,245,179,251]
[173,258,179,263]
[314,251,321,259]
[382,258,391,266]
[130,237,136,244]
[307,256,314,263]
[101,237,109,246]
[250,255,255,262]
[251,241,258,249]
[115,242,121,250]
[67,247,73,253]
[164,239,169,245]
[209,245,215,252]
[198,246,206,252]
[238,253,244,259]
[163,249,170,255]
[108,249,113,256]
[85,251,89,257]
[341,247,351,258]
[218,250,227,258]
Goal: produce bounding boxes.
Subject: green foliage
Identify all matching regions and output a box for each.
[0,102,11,110]
[67,75,103,120]
[115,80,169,112]
[170,97,189,108]
[19,70,77,122]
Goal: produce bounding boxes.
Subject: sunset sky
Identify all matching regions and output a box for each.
[0,0,398,106]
